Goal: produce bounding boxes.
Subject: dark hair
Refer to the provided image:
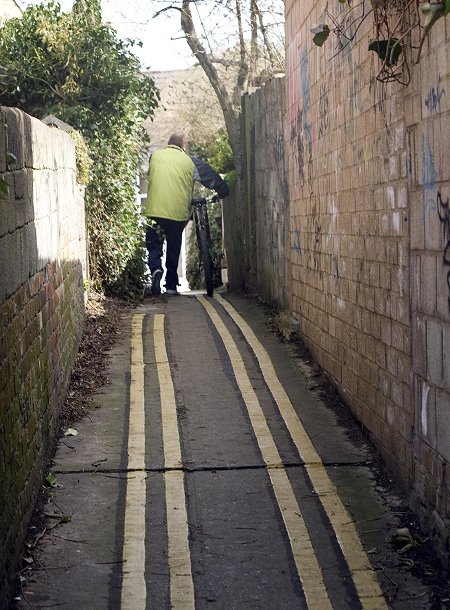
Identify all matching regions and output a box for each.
[168,133,185,148]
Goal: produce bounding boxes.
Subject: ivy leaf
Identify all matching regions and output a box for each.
[421,2,446,30]
[0,177,8,199]
[6,152,16,168]
[369,39,402,66]
[311,24,331,47]
[59,515,72,524]
[44,472,58,488]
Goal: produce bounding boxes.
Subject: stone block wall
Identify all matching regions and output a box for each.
[285,0,449,562]
[410,45,450,556]
[252,75,290,310]
[223,98,256,295]
[224,76,289,310]
[0,107,87,607]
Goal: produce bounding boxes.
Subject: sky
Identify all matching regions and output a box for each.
[16,0,196,71]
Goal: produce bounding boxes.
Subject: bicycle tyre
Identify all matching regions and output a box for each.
[198,224,214,296]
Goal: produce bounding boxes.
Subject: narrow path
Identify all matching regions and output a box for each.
[13,293,434,610]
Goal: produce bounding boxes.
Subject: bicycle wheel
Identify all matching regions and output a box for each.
[198,224,214,296]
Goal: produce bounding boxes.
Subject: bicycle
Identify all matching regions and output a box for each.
[190,195,222,297]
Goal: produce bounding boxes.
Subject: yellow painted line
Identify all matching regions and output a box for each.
[154,314,182,470]
[121,314,147,610]
[214,294,388,609]
[165,471,196,610]
[154,314,195,609]
[198,296,332,609]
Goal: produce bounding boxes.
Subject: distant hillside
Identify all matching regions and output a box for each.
[144,65,225,153]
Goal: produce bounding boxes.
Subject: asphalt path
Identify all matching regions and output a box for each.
[12,292,436,610]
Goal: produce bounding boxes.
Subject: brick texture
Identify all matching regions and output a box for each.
[282,0,450,567]
[0,107,87,609]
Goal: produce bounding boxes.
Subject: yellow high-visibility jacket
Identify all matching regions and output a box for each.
[143,144,229,222]
[143,145,195,222]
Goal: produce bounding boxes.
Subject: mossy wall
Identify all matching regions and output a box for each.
[0,107,87,608]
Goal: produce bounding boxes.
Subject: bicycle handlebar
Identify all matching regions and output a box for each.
[191,194,220,206]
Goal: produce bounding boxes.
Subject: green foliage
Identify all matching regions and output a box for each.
[0,112,7,199]
[0,177,7,199]
[310,24,330,47]
[186,198,224,290]
[311,1,446,83]
[106,239,148,300]
[0,0,159,295]
[189,129,235,183]
[68,129,91,185]
[208,130,235,181]
[421,0,450,31]
[186,130,232,290]
[368,39,402,66]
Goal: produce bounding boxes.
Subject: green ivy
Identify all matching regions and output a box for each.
[68,129,92,185]
[186,198,224,290]
[0,0,159,295]
[186,130,233,290]
[0,111,7,199]
[0,177,7,199]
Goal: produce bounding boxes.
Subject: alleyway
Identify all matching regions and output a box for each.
[13,293,438,609]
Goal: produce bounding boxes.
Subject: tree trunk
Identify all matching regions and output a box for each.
[180,0,242,175]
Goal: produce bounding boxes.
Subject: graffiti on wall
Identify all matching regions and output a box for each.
[289,48,313,185]
[422,133,438,211]
[306,195,322,271]
[292,227,301,255]
[319,83,329,137]
[290,109,305,184]
[301,47,314,184]
[424,75,446,114]
[301,47,312,167]
[437,191,450,310]
[273,125,289,202]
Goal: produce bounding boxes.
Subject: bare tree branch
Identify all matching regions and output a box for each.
[152,5,182,19]
[181,0,240,156]
[233,0,249,107]
[249,0,257,84]
[254,0,277,66]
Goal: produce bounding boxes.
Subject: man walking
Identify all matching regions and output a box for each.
[143,133,229,295]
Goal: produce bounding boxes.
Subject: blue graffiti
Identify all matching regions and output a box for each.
[300,48,313,162]
[293,228,301,254]
[425,75,446,113]
[301,48,310,118]
[422,133,437,210]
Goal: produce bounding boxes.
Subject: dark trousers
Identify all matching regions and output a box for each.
[146,217,186,290]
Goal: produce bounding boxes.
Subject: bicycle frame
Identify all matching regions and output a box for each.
[191,196,216,296]
[191,198,211,240]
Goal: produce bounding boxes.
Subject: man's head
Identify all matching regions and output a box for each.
[168,133,185,149]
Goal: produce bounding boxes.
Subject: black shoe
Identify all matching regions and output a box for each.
[151,269,162,295]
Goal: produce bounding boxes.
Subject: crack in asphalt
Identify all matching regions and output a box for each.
[53,460,373,475]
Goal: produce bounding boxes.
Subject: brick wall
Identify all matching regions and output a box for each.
[0,107,87,608]
[285,0,450,562]
[410,42,450,557]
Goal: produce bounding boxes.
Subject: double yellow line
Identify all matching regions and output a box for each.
[121,314,147,609]
[205,294,387,610]
[122,298,387,609]
[121,314,194,610]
